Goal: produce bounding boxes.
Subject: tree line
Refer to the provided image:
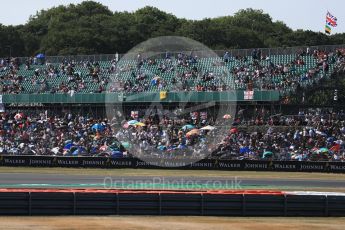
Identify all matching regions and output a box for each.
[1,1,345,57]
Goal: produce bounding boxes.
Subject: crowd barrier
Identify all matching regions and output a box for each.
[15,44,345,63]
[0,189,344,216]
[1,155,345,173]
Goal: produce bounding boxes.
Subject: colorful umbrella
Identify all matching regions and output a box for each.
[72,150,80,156]
[135,122,146,127]
[311,147,318,152]
[63,142,73,150]
[14,113,23,120]
[91,123,105,131]
[51,147,60,154]
[121,142,131,149]
[230,127,238,134]
[223,114,232,119]
[157,145,167,151]
[182,124,195,131]
[36,53,45,59]
[186,129,200,138]
[330,144,340,152]
[99,145,107,151]
[262,151,273,158]
[240,146,250,153]
[151,76,161,85]
[316,131,327,136]
[200,125,215,130]
[111,151,123,158]
[317,147,329,153]
[128,120,139,125]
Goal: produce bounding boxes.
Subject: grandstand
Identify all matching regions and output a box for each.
[0,45,340,98]
[1,44,345,161]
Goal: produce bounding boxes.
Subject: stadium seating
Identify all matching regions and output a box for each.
[0,51,337,95]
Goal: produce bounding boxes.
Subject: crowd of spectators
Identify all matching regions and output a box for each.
[0,111,127,157]
[1,47,345,162]
[1,57,115,94]
[0,57,23,94]
[334,48,345,73]
[0,108,344,162]
[1,47,344,95]
[212,109,345,161]
[228,48,336,92]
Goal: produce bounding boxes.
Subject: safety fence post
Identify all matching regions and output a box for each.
[116,193,119,215]
[242,194,246,216]
[200,193,204,216]
[284,194,287,216]
[159,193,162,215]
[73,192,76,215]
[28,192,32,216]
[325,195,329,217]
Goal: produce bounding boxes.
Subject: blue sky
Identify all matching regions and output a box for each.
[0,0,344,33]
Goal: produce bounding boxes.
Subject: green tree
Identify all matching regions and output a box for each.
[0,1,345,56]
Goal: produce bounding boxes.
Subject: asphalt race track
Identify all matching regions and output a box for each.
[0,173,344,190]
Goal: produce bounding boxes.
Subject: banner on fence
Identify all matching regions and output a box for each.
[0,156,345,173]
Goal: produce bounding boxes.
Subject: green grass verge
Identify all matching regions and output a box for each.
[0,166,344,180]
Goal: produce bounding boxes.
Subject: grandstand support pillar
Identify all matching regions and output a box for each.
[270,103,274,115]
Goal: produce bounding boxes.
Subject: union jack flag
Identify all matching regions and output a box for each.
[326,11,337,27]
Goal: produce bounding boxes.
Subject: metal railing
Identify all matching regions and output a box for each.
[11,44,345,64]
